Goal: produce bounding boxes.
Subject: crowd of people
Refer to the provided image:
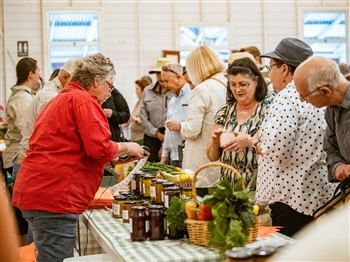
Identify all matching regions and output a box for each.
[1,37,350,261]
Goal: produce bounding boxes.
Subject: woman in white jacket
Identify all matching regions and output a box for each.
[181,46,227,196]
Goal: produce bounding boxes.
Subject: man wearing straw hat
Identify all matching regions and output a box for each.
[140,58,173,161]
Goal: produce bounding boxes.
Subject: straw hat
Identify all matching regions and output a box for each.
[149,58,172,74]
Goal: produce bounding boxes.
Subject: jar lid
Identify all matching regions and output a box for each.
[156,179,168,184]
[113,195,127,200]
[252,246,276,257]
[225,247,253,259]
[128,195,141,201]
[143,174,154,179]
[164,186,180,191]
[182,186,192,191]
[132,205,146,210]
[119,190,132,196]
[162,182,175,187]
[149,205,164,210]
[124,200,137,204]
[151,178,158,182]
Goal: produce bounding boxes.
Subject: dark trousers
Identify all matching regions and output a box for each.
[143,134,162,162]
[270,201,313,237]
[4,167,29,235]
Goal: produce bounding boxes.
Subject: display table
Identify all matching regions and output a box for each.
[78,209,294,262]
[78,209,221,262]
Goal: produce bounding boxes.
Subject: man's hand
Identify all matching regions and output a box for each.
[335,164,350,181]
[156,131,165,142]
[165,120,181,131]
[161,156,170,164]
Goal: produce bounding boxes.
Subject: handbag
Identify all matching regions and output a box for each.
[313,176,350,219]
[178,140,186,161]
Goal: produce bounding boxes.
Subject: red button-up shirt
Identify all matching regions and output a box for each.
[13,82,118,214]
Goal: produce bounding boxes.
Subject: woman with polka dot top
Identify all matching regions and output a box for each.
[256,38,337,237]
[207,57,274,191]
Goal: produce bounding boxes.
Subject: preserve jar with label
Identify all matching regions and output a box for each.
[150,178,157,203]
[142,174,153,199]
[155,179,167,204]
[112,195,127,218]
[161,182,175,204]
[122,200,136,223]
[164,186,180,208]
[149,205,165,240]
[181,186,192,198]
[130,206,149,241]
[131,172,142,196]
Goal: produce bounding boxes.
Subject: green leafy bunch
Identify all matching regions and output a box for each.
[203,179,256,255]
[166,196,187,231]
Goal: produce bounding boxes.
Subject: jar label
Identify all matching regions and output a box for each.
[145,220,149,232]
[150,186,156,198]
[164,195,169,208]
[131,180,136,191]
[143,183,146,194]
[112,203,120,216]
[122,210,129,220]
[161,192,164,202]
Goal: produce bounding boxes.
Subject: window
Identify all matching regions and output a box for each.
[44,10,101,78]
[301,10,348,63]
[178,24,230,65]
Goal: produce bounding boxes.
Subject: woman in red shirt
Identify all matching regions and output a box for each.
[12,53,145,262]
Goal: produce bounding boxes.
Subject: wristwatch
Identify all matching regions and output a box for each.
[251,141,260,154]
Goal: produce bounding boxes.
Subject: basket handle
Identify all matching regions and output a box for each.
[191,162,242,203]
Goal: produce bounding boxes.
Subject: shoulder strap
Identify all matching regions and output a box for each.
[210,76,227,88]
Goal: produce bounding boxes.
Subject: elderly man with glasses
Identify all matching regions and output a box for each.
[294,56,350,183]
[160,63,191,167]
[255,38,336,237]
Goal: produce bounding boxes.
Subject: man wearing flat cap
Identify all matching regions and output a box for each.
[254,38,336,237]
[140,58,173,161]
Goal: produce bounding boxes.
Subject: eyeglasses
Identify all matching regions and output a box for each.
[298,85,327,101]
[105,81,114,92]
[266,63,279,72]
[230,80,253,90]
[162,65,178,75]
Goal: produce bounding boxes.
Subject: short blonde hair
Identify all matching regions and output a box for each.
[186,46,225,86]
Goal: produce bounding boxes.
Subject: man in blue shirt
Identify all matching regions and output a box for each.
[160,63,191,167]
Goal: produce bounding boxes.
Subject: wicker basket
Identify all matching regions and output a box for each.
[174,179,192,188]
[185,162,258,247]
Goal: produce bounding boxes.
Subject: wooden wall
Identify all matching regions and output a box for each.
[1,0,349,112]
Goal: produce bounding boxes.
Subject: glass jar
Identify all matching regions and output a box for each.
[181,186,192,198]
[161,182,175,204]
[119,190,132,199]
[112,195,127,218]
[128,195,141,205]
[149,205,165,240]
[142,174,153,199]
[131,172,142,196]
[155,179,167,204]
[122,200,136,223]
[130,206,148,241]
[164,186,180,208]
[150,178,157,203]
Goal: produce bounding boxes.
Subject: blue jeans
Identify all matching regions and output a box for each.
[22,210,78,262]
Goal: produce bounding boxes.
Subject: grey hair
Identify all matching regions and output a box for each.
[166,62,183,75]
[71,53,116,89]
[306,58,342,94]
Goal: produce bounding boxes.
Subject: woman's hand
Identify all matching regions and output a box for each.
[103,108,113,118]
[223,132,252,152]
[211,128,226,146]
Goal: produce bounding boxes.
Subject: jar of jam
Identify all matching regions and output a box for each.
[112,195,127,218]
[181,186,192,198]
[131,172,142,196]
[142,174,153,199]
[155,179,167,204]
[122,200,136,223]
[130,206,148,241]
[161,182,175,204]
[164,186,180,208]
[149,205,165,240]
[150,178,157,203]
